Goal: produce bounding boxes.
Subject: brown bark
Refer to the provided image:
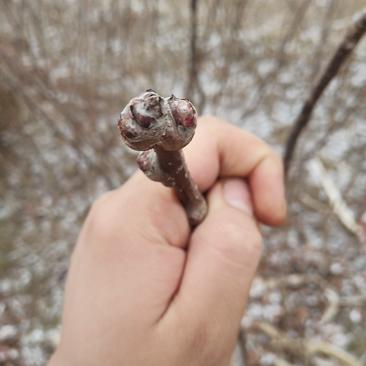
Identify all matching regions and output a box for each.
[118,90,207,227]
[284,12,366,176]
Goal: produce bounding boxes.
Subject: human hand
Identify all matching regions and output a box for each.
[49,116,286,366]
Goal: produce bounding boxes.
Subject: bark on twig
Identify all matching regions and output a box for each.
[185,0,206,111]
[284,11,366,175]
[118,90,207,227]
[186,0,198,97]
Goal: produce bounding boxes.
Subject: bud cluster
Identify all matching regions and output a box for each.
[118,90,197,151]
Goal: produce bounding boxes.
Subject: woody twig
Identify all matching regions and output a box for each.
[117,90,207,227]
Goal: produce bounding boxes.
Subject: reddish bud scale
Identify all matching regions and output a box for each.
[169,98,197,128]
[130,104,155,128]
[129,91,163,128]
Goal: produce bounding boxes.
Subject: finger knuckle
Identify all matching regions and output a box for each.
[211,217,263,270]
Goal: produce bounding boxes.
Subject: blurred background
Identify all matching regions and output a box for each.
[1,0,366,365]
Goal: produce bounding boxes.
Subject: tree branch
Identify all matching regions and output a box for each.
[284,11,366,175]
[252,321,363,366]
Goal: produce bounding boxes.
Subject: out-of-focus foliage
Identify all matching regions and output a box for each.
[0,0,365,365]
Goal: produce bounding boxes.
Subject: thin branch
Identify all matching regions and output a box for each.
[320,287,340,323]
[185,0,198,97]
[284,11,366,175]
[185,0,205,111]
[307,157,359,236]
[252,321,363,366]
[309,0,338,81]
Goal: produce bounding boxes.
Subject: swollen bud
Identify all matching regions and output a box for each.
[117,91,198,151]
[130,104,155,128]
[130,90,163,128]
[168,96,197,128]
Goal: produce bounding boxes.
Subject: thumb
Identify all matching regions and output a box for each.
[173,178,262,338]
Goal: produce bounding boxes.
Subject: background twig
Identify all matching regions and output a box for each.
[284,11,366,175]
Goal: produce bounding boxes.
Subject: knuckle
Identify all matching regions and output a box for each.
[210,215,263,270]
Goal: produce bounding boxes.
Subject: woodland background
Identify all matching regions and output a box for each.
[1,0,366,365]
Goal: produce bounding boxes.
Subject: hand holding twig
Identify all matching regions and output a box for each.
[117,90,207,227]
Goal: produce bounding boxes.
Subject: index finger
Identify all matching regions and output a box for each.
[184,116,287,226]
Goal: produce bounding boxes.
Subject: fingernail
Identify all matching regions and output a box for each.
[223,179,253,215]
